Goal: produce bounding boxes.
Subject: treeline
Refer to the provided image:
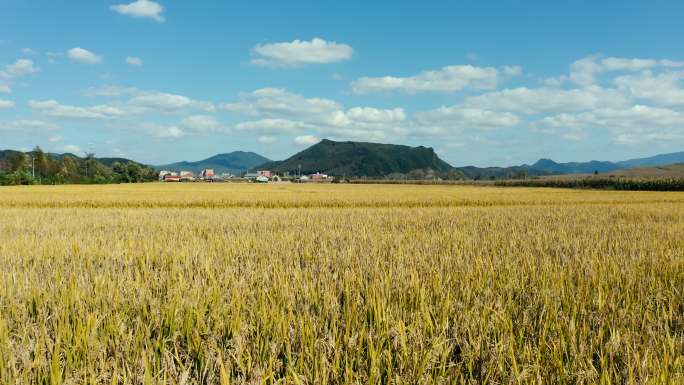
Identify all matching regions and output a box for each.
[494,177,684,191]
[0,147,157,186]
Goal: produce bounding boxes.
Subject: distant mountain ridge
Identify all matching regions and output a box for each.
[156,151,271,174]
[259,139,456,178]
[523,151,684,176]
[529,158,621,174]
[617,151,684,169]
[153,146,684,178]
[4,145,684,180]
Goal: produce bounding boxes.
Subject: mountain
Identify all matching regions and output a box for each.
[452,151,684,180]
[456,165,550,180]
[539,164,684,180]
[92,157,140,167]
[530,158,621,174]
[259,139,456,178]
[0,149,22,160]
[523,150,684,176]
[6,145,684,181]
[617,151,684,169]
[157,151,271,174]
[460,158,623,180]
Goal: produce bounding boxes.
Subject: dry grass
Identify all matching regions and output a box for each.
[0,183,682,384]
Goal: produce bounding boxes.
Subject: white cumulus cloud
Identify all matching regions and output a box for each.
[569,55,684,87]
[221,88,340,118]
[414,106,520,135]
[62,144,82,154]
[351,65,509,94]
[179,115,227,133]
[236,119,307,134]
[344,107,406,123]
[126,56,143,66]
[84,85,142,97]
[111,0,165,22]
[252,38,353,67]
[294,135,320,145]
[1,59,39,78]
[257,135,278,144]
[614,70,684,107]
[0,119,58,133]
[29,99,125,119]
[465,86,629,114]
[128,92,215,113]
[226,88,408,141]
[533,105,684,144]
[0,99,15,109]
[68,48,103,64]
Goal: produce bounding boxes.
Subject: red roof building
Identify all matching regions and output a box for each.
[163,175,181,182]
[201,169,215,179]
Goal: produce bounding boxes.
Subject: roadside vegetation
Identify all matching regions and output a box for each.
[0,184,682,384]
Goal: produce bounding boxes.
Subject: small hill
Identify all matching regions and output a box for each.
[157,151,270,174]
[92,157,139,167]
[260,139,455,178]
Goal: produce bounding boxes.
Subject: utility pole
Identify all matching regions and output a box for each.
[86,142,94,178]
[30,154,35,179]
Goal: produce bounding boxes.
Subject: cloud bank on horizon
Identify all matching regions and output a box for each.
[1,0,683,166]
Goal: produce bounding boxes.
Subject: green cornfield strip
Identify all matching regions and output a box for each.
[0,184,682,384]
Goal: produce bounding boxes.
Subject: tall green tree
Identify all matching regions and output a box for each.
[57,156,80,183]
[32,146,54,179]
[126,163,143,183]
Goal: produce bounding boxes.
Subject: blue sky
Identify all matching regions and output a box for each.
[1,0,684,166]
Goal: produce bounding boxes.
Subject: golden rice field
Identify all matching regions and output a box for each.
[0,183,683,384]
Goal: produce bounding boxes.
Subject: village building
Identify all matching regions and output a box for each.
[201,169,215,180]
[179,171,195,182]
[163,174,181,182]
[310,172,333,182]
[244,172,260,181]
[158,170,173,180]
